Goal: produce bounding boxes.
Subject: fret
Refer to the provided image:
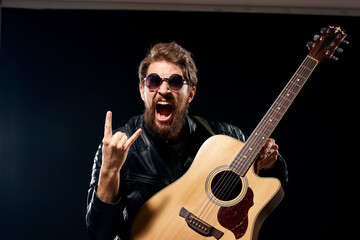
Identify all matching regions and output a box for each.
[231,56,318,176]
[259,120,278,131]
[297,67,312,77]
[302,65,312,71]
[292,80,304,89]
[288,78,304,89]
[293,73,306,79]
[273,101,288,111]
[286,83,301,92]
[277,95,294,106]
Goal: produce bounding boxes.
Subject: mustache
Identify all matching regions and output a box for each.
[155,95,175,104]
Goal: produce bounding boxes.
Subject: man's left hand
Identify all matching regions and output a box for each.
[255,138,279,173]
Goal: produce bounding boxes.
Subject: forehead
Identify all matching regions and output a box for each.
[147,61,183,77]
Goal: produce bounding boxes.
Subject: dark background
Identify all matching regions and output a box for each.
[0,8,358,239]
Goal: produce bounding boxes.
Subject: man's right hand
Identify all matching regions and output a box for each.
[97,111,142,203]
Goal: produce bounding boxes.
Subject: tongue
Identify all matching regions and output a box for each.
[158,105,172,117]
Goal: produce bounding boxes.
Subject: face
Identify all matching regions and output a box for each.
[140,61,196,141]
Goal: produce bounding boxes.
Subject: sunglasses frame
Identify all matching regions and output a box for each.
[144,73,188,91]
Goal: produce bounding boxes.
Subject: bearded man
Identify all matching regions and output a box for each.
[86,42,288,240]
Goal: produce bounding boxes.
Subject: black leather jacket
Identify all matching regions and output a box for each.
[86,115,288,240]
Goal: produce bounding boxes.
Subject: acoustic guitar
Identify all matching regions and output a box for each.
[132,25,347,240]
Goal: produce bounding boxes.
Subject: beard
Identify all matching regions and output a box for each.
[144,99,189,141]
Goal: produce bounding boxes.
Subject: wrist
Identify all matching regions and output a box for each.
[99,165,120,179]
[97,167,120,203]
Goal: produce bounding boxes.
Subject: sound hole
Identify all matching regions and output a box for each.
[210,170,242,202]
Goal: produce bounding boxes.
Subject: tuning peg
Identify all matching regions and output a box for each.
[331,56,339,61]
[336,48,344,53]
[306,41,312,47]
[313,35,320,41]
[342,40,350,45]
[320,27,326,33]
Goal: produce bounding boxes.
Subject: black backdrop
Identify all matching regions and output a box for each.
[0,8,358,240]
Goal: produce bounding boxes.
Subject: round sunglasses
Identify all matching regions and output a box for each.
[144,73,188,91]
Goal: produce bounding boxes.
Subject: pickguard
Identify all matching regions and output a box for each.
[217,187,254,239]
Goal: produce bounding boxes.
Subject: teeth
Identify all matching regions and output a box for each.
[157,101,171,105]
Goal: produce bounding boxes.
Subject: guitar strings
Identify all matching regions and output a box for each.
[196,56,314,221]
[216,56,316,203]
[195,166,236,219]
[234,56,317,175]
[195,56,318,223]
[193,72,283,218]
[194,128,265,219]
[212,45,327,222]
[195,78,287,220]
[215,56,317,207]
[197,30,337,222]
[198,56,313,223]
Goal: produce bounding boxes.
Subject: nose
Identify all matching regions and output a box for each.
[157,79,171,94]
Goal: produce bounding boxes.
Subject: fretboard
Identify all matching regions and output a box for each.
[229,56,318,176]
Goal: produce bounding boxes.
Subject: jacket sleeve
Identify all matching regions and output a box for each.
[86,142,126,240]
[208,121,288,185]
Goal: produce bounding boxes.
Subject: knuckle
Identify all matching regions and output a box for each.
[110,140,117,148]
[103,139,110,146]
[116,142,125,151]
[113,132,122,137]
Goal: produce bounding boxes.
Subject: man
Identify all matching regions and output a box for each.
[86,42,288,240]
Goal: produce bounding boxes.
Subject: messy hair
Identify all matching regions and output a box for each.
[138,42,198,87]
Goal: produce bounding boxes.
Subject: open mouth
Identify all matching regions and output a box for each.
[156,100,173,122]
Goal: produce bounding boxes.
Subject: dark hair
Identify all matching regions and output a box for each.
[138,42,198,87]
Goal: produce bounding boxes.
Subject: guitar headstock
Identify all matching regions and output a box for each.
[307,24,347,62]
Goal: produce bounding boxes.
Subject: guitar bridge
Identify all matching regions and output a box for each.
[179,207,224,239]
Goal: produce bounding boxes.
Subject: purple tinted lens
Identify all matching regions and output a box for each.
[146,73,161,90]
[145,73,185,90]
[168,74,184,90]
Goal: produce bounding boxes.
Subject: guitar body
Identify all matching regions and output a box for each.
[132,135,284,240]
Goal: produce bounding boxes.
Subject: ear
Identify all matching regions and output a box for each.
[187,86,196,103]
[139,83,145,101]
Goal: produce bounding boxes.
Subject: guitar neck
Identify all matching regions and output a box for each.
[230,55,319,176]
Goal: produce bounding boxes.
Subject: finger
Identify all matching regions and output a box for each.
[260,139,271,156]
[259,146,269,159]
[110,132,125,147]
[124,128,142,149]
[267,143,278,157]
[104,111,113,139]
[271,149,279,161]
[262,139,277,155]
[264,138,275,149]
[270,142,279,150]
[262,150,279,169]
[117,134,128,150]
